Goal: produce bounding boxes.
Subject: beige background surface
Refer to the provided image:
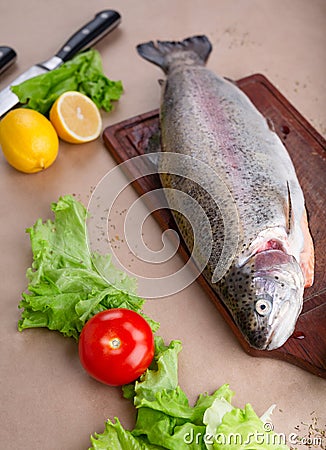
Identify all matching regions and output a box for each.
[1,1,325,449]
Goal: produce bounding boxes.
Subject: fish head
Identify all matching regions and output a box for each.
[224,249,304,350]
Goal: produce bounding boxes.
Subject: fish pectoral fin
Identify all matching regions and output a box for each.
[285,182,314,288]
[300,208,315,288]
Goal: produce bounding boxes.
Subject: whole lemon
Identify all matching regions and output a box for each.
[0,108,59,173]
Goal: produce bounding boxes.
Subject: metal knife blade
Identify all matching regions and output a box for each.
[0,46,17,75]
[0,10,121,118]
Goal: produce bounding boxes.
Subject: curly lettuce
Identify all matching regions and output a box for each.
[90,337,289,449]
[11,49,123,114]
[18,195,159,339]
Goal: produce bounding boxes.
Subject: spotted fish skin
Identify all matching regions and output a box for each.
[137,36,314,350]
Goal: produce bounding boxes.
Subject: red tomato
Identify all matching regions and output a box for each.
[78,308,154,386]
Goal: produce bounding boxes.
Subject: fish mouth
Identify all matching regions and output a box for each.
[265,326,292,351]
[244,299,301,351]
[265,299,301,350]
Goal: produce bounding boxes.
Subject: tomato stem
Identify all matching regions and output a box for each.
[110,338,121,349]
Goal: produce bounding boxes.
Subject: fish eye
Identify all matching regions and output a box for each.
[255,297,272,316]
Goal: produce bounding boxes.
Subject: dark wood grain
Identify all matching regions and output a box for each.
[103,74,326,378]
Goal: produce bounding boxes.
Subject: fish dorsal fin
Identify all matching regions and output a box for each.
[286,181,294,234]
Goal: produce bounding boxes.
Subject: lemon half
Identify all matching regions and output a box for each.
[49,91,102,144]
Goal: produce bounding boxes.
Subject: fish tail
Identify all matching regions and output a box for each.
[136,35,212,73]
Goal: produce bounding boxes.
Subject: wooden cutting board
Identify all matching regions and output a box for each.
[103,74,326,378]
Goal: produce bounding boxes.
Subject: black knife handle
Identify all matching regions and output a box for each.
[55,10,121,62]
[0,46,17,74]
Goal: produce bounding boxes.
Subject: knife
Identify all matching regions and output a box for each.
[0,46,17,75]
[0,10,121,118]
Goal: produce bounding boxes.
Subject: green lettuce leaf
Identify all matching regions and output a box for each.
[122,337,182,403]
[89,417,164,450]
[91,335,290,450]
[91,339,207,450]
[128,337,234,425]
[203,397,234,449]
[18,195,159,339]
[204,402,289,450]
[11,49,123,114]
[129,338,235,448]
[133,337,182,402]
[132,408,207,450]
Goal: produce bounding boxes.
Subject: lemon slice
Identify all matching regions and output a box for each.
[50,91,102,144]
[0,108,59,173]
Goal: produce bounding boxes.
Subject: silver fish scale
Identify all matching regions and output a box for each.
[160,64,302,262]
